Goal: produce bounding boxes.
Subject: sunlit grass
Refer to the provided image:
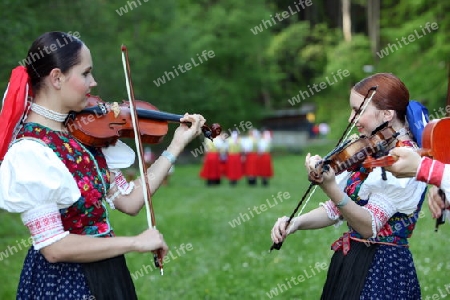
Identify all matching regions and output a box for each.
[0,140,449,299]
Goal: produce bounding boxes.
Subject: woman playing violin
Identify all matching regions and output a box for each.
[0,31,206,299]
[271,73,428,299]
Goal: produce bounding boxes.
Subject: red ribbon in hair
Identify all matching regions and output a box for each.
[0,66,32,161]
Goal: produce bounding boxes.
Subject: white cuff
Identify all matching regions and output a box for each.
[21,202,69,250]
[319,200,341,220]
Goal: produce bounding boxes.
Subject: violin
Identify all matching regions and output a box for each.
[270,86,381,252]
[270,123,399,251]
[65,94,222,147]
[314,124,398,180]
[362,118,450,169]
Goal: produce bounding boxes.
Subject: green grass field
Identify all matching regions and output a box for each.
[1,141,449,299]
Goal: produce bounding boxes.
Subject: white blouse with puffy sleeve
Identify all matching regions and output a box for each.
[0,138,135,250]
[0,139,80,249]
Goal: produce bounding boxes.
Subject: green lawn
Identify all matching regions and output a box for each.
[1,142,449,299]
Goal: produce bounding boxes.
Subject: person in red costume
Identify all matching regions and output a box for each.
[384,147,450,220]
[0,31,206,299]
[225,131,243,186]
[257,129,274,186]
[241,129,259,186]
[199,136,222,185]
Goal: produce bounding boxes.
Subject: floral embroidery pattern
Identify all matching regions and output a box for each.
[17,123,113,237]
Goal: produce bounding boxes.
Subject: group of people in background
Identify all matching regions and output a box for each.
[199,129,274,186]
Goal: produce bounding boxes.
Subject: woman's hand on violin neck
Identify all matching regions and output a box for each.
[305,153,322,179]
[384,147,421,178]
[132,228,169,257]
[305,153,336,187]
[173,113,207,146]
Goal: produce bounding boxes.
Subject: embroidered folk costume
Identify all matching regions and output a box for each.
[320,140,426,299]
[0,66,138,299]
[257,130,274,186]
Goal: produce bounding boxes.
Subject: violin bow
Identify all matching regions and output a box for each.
[121,45,164,275]
[270,86,378,252]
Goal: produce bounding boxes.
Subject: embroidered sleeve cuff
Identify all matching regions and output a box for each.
[361,206,379,238]
[320,200,341,221]
[110,169,134,195]
[361,199,393,238]
[21,202,69,250]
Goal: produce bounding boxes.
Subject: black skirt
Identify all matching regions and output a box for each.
[321,240,379,300]
[82,254,138,300]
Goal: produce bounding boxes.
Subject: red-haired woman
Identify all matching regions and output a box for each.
[271,73,428,299]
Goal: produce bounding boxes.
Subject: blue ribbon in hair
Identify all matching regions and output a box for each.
[406,100,429,148]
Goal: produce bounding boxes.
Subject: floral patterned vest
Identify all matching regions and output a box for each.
[16,123,114,237]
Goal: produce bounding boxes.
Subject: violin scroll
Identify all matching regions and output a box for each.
[201,123,222,141]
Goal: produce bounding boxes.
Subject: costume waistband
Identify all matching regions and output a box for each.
[331,232,408,255]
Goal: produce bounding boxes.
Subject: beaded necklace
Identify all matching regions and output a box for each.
[30,102,68,122]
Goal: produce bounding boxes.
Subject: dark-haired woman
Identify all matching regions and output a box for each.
[0,32,206,299]
[271,73,428,299]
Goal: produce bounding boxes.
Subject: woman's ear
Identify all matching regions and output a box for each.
[383,109,395,122]
[48,68,63,89]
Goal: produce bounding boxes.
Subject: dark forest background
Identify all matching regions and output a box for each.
[0,0,448,142]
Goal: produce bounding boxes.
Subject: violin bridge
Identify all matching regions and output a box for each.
[348,134,359,142]
[111,102,121,118]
